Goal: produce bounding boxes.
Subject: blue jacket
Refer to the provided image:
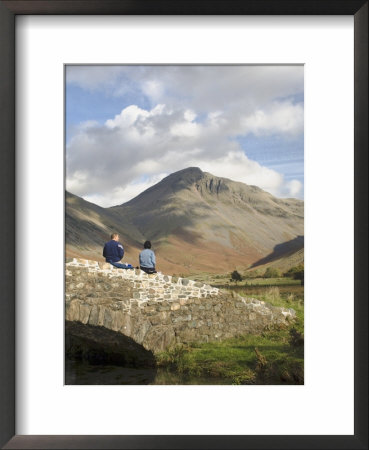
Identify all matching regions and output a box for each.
[139,249,156,268]
[103,240,124,263]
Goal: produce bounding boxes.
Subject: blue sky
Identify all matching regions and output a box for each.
[66,65,304,207]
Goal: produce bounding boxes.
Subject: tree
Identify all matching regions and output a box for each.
[230,270,242,283]
[284,264,304,284]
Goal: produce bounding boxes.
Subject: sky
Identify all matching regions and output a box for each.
[66,65,304,207]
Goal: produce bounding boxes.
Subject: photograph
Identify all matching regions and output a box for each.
[65,65,305,385]
[1,0,367,447]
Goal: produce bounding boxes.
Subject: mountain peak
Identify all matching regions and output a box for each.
[165,167,203,182]
[157,167,204,191]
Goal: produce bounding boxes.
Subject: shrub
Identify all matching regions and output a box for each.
[230,270,242,283]
[289,328,304,347]
[263,267,280,278]
[284,264,304,280]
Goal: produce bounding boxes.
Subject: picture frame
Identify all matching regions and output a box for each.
[0,1,367,449]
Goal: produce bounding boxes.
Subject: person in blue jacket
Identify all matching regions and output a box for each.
[139,240,157,274]
[103,233,128,269]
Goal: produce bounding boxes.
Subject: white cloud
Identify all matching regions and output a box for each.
[66,66,303,206]
[240,102,304,137]
[142,80,164,100]
[78,120,99,130]
[285,179,303,197]
[83,173,168,207]
[66,65,304,111]
[67,100,303,206]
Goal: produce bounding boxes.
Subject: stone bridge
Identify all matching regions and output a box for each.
[65,258,296,354]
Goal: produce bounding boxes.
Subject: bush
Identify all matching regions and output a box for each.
[284,265,304,283]
[230,270,242,283]
[263,267,280,278]
[289,328,304,347]
[284,264,303,277]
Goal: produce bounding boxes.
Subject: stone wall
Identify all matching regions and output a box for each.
[65,258,296,353]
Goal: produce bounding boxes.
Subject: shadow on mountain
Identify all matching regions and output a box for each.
[250,236,304,268]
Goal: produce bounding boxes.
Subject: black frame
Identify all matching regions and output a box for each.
[0,1,367,449]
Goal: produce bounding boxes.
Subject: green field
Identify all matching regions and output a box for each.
[157,285,304,385]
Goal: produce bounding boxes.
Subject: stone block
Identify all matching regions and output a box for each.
[86,305,98,325]
[133,321,152,344]
[158,305,170,312]
[103,309,113,328]
[119,314,132,337]
[65,300,79,321]
[149,314,164,326]
[78,303,91,324]
[171,303,181,311]
[142,325,175,353]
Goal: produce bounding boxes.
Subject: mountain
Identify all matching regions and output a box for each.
[65,192,143,262]
[66,167,304,274]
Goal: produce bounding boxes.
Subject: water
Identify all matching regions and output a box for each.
[65,359,231,385]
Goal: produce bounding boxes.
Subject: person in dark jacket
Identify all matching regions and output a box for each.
[139,240,157,274]
[103,233,127,269]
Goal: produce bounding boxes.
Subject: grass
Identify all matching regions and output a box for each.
[156,286,304,385]
[187,272,302,288]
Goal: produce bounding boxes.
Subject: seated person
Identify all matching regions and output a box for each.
[103,233,131,269]
[139,240,157,274]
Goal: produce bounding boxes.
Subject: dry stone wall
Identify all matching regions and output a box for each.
[65,258,296,353]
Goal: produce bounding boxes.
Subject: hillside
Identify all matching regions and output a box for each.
[66,167,304,274]
[246,247,304,277]
[65,192,143,262]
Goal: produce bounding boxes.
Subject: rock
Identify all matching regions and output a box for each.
[142,325,175,353]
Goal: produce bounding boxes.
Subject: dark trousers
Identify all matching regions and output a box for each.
[140,266,157,274]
